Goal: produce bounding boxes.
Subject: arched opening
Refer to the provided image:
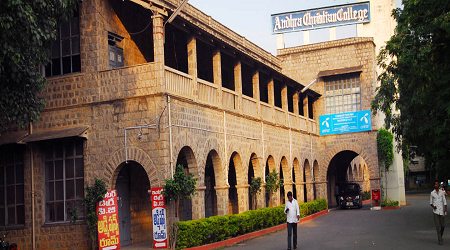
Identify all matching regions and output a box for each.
[313,160,319,200]
[175,146,198,221]
[115,161,152,247]
[304,160,311,202]
[326,151,371,207]
[205,150,219,218]
[279,163,285,205]
[265,156,276,207]
[293,158,301,201]
[280,157,288,205]
[248,154,256,210]
[228,152,240,215]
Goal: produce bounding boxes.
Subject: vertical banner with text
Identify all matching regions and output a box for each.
[97,190,121,250]
[151,187,167,249]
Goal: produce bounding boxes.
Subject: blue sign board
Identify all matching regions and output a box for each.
[319,110,371,135]
[271,1,370,34]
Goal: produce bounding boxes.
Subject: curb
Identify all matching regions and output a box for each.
[183,209,329,250]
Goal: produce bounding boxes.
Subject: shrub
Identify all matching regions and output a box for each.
[362,191,371,201]
[176,199,327,249]
[381,200,399,207]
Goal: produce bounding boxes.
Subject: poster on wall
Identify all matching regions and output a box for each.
[97,190,121,250]
[152,187,167,249]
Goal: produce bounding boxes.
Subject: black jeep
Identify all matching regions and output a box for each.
[338,182,362,209]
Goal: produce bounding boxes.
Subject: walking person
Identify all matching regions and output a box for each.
[284,191,300,250]
[334,184,340,207]
[430,181,448,245]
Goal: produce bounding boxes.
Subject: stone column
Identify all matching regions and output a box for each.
[187,36,198,100]
[296,183,304,203]
[268,78,275,122]
[213,49,222,105]
[234,60,242,110]
[303,94,309,119]
[281,84,288,111]
[293,91,299,115]
[236,184,250,213]
[192,186,206,220]
[306,183,314,202]
[214,186,230,215]
[152,14,165,91]
[252,70,260,116]
[257,185,266,209]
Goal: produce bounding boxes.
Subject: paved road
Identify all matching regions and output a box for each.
[226,192,450,250]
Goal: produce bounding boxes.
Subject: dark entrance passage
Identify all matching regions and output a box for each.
[205,150,218,218]
[327,150,359,207]
[115,161,152,247]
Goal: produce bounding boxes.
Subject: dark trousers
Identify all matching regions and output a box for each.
[433,213,445,242]
[287,222,297,249]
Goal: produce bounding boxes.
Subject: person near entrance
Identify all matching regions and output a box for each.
[334,184,340,206]
[430,181,447,245]
[284,191,300,250]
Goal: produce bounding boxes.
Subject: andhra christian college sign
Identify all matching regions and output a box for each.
[271,1,370,34]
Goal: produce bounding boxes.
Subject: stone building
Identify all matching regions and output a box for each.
[0,0,390,249]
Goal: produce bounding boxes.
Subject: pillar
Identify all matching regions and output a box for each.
[192,186,205,220]
[293,91,299,115]
[252,70,260,116]
[303,94,309,119]
[215,186,230,215]
[236,185,250,213]
[296,183,305,203]
[234,60,242,110]
[257,185,266,209]
[152,14,165,90]
[187,36,198,99]
[281,84,288,112]
[213,49,222,105]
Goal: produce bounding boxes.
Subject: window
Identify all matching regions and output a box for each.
[45,8,81,77]
[44,139,84,223]
[324,73,361,115]
[0,146,24,227]
[108,32,124,69]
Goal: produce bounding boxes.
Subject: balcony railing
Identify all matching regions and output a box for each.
[242,96,257,117]
[198,78,218,105]
[164,66,317,134]
[165,66,192,97]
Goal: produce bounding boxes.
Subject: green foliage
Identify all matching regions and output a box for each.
[265,169,283,206]
[371,0,450,175]
[362,191,371,201]
[377,128,394,171]
[82,178,107,240]
[381,200,399,207]
[163,164,197,202]
[176,199,327,249]
[249,177,262,210]
[0,0,80,133]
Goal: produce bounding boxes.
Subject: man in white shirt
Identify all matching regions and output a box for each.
[430,181,448,245]
[284,191,300,250]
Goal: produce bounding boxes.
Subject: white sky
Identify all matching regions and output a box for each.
[188,0,403,56]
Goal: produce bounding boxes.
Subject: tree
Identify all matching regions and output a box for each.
[162,164,197,248]
[377,128,394,201]
[371,0,450,176]
[0,0,79,133]
[249,176,262,210]
[265,169,283,207]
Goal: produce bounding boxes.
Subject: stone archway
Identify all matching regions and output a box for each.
[175,146,198,221]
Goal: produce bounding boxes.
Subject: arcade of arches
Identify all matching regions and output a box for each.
[173,146,377,221]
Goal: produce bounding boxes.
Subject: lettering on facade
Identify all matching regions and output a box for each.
[272,2,370,33]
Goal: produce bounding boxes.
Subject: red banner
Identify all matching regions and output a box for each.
[151,187,167,249]
[98,190,121,250]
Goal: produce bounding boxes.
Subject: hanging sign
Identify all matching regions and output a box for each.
[97,189,121,250]
[319,110,371,135]
[152,187,167,249]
